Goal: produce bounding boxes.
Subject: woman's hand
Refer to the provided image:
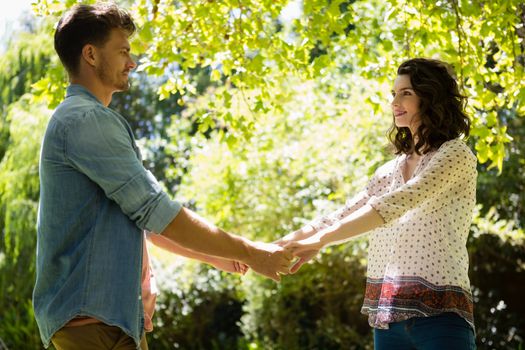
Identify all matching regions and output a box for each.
[283,237,323,273]
[274,226,316,247]
[288,249,318,274]
[284,236,323,254]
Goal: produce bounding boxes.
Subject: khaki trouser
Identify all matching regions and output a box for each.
[52,323,148,350]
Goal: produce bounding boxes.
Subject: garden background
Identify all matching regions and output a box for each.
[0,0,524,349]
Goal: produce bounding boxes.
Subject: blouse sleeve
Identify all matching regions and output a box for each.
[367,139,477,224]
[308,160,395,232]
[308,190,371,232]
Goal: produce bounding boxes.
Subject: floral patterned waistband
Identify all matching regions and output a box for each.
[361,276,474,330]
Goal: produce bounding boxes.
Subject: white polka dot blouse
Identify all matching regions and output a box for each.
[309,138,477,330]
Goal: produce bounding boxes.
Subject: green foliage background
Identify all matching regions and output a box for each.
[0,0,524,349]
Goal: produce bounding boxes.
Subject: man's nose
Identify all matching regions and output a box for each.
[128,56,137,70]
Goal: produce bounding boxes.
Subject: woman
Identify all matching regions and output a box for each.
[281,58,477,349]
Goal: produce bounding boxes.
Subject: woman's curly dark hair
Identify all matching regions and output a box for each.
[387,58,471,155]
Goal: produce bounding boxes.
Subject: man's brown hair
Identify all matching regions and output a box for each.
[54,3,136,75]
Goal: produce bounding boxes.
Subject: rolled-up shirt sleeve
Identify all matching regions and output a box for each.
[368,139,477,224]
[65,107,181,233]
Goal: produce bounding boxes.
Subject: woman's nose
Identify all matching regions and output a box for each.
[391,94,399,107]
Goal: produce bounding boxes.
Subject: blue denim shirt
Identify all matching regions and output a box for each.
[34,84,181,348]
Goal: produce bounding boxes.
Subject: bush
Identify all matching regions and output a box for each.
[241,241,373,350]
[468,233,525,349]
[0,99,48,350]
[148,241,373,350]
[149,260,246,349]
[148,227,525,350]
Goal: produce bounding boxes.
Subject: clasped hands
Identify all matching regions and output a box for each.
[218,231,323,282]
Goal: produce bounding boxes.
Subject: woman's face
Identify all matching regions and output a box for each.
[391,74,422,133]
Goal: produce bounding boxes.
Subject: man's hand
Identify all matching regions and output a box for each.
[245,241,293,282]
[210,258,249,275]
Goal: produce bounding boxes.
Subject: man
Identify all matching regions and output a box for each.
[34,3,292,349]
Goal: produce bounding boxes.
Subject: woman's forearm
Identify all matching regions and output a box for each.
[279,224,317,243]
[316,204,384,247]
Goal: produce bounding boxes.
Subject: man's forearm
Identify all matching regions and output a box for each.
[148,233,223,265]
[162,207,294,282]
[160,207,251,263]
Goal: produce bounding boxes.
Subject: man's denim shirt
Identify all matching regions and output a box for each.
[34,84,181,348]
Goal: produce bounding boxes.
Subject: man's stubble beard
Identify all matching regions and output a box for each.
[96,56,130,92]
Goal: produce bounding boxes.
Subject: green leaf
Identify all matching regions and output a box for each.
[211,69,222,82]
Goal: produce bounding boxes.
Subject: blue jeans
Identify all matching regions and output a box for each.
[374,313,476,350]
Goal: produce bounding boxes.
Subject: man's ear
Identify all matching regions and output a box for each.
[81,44,97,67]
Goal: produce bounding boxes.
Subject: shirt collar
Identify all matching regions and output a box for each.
[66,84,104,105]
